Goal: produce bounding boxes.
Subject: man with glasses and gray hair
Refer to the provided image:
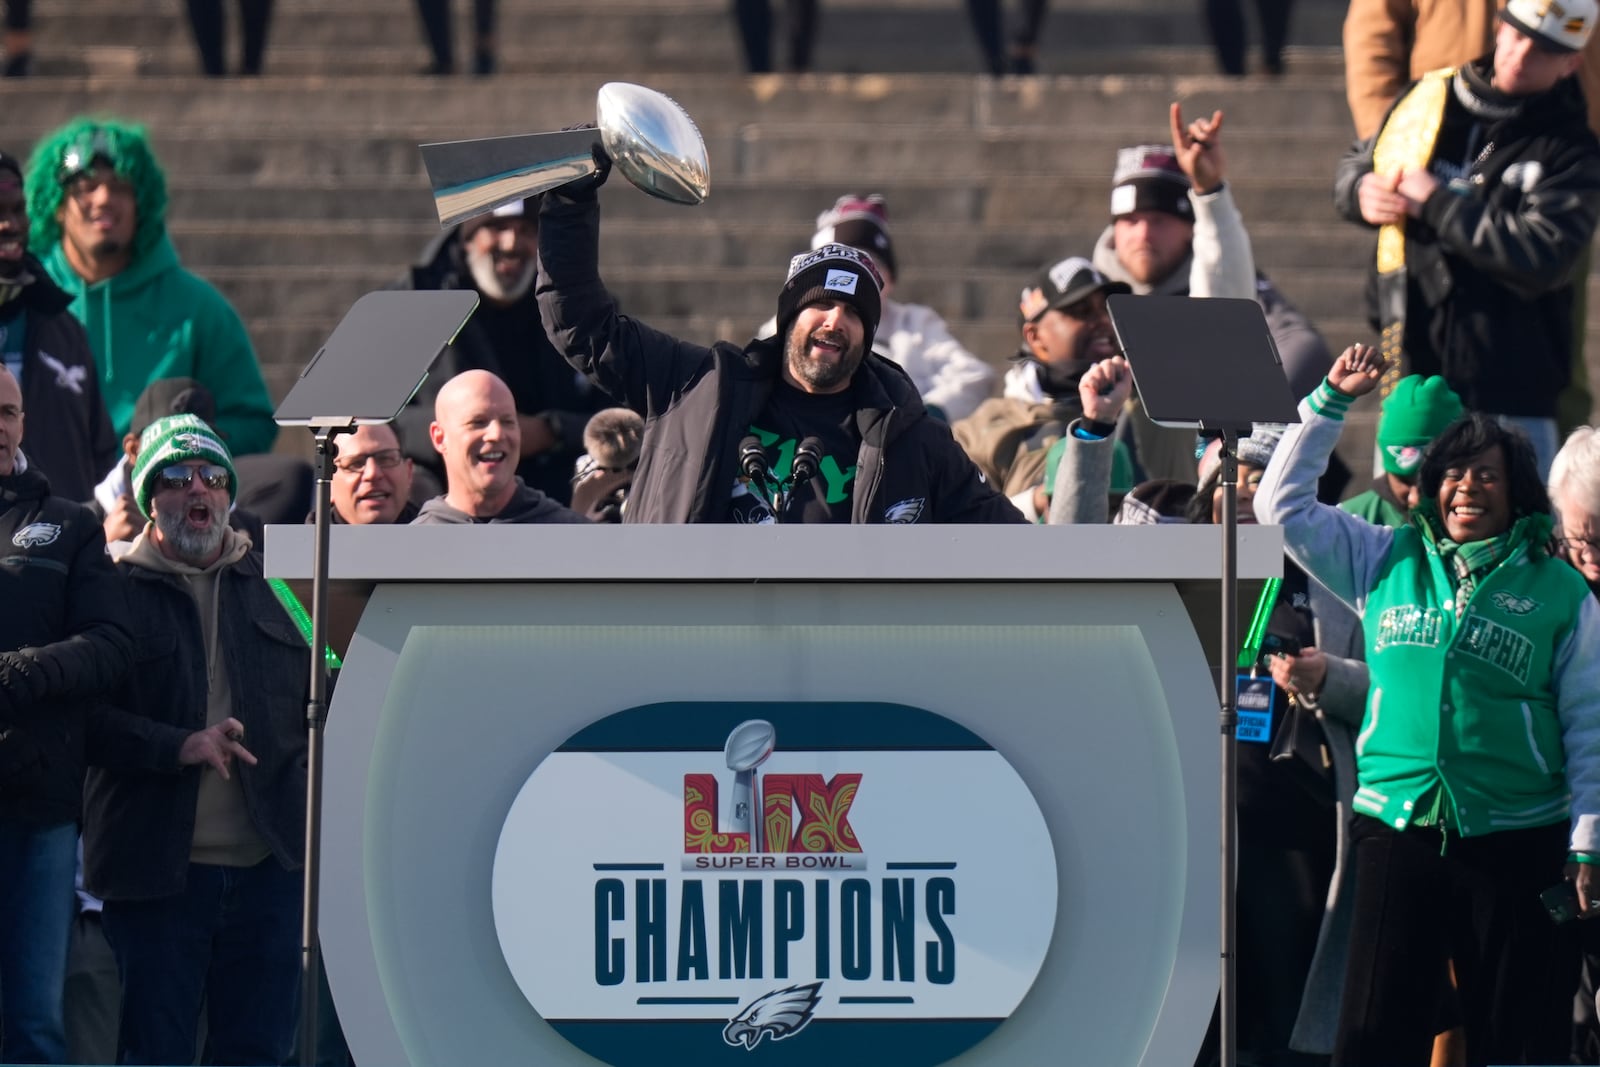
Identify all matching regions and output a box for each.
[1550,426,1600,596]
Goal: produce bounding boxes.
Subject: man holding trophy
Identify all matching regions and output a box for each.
[530,149,1022,526]
[418,84,1020,525]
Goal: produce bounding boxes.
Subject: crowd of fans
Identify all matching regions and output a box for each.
[9,0,1600,1061]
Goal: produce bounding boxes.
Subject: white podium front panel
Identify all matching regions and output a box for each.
[315,578,1225,1067]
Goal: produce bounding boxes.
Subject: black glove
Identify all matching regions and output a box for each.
[559,123,612,200]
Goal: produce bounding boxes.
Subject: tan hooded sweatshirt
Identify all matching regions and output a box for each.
[123,525,271,867]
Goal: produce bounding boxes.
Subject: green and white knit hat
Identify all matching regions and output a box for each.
[131,413,237,520]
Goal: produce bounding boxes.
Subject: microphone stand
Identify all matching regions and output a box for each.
[300,418,354,1067]
[1217,427,1240,1067]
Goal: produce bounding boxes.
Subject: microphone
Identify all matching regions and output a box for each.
[790,437,823,494]
[738,435,770,483]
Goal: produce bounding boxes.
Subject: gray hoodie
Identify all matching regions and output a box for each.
[411,476,591,525]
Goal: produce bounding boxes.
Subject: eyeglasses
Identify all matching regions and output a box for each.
[333,448,404,474]
[155,464,230,492]
[1557,536,1600,558]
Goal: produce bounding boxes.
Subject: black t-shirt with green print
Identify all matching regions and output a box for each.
[728,381,860,524]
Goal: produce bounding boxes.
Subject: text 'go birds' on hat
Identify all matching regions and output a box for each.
[1110,144,1193,221]
[1018,256,1130,327]
[131,413,238,520]
[1501,0,1597,53]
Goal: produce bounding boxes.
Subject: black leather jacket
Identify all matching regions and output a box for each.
[1334,58,1600,416]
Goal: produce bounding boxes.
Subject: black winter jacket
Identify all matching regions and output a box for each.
[536,192,1024,525]
[1,255,120,503]
[1335,59,1600,416]
[82,549,309,900]
[0,466,132,825]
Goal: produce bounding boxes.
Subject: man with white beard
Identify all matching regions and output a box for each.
[82,412,310,1066]
[394,194,603,506]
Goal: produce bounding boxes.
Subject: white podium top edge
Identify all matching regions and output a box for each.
[262,523,1285,583]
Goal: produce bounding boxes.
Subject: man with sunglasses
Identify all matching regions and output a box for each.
[1336,0,1600,478]
[21,119,277,459]
[82,411,309,1066]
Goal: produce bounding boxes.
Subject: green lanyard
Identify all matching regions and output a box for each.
[267,578,343,672]
[1236,577,1282,670]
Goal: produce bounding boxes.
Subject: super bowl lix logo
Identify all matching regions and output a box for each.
[492,702,1057,1067]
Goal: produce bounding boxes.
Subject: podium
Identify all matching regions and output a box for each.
[264,523,1282,1067]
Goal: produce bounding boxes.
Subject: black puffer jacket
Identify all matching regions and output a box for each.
[1335,57,1600,416]
[0,466,132,825]
[536,191,1024,525]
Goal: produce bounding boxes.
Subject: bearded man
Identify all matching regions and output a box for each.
[81,412,311,1065]
[535,155,1022,524]
[395,194,604,505]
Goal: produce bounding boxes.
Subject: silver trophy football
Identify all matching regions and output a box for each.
[420,82,710,228]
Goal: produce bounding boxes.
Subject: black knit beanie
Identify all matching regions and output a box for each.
[776,243,884,353]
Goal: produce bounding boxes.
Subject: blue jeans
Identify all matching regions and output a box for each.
[102,859,302,1066]
[0,818,77,1064]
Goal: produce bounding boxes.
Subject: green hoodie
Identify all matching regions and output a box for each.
[40,234,277,455]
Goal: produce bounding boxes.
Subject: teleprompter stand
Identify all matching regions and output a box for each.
[274,289,479,1067]
[1106,294,1300,1067]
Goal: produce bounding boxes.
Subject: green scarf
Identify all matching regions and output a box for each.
[1414,501,1552,621]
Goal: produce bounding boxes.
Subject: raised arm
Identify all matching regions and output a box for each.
[1254,344,1397,611]
[1171,103,1256,300]
[536,171,716,416]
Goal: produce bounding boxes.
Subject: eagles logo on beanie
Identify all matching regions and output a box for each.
[776,243,884,355]
[131,413,238,520]
[1377,375,1464,476]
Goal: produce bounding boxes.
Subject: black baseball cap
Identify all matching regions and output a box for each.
[1018,256,1131,327]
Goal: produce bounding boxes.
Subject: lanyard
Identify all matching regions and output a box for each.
[266,578,343,672]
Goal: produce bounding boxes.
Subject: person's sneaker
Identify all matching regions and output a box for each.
[2,51,33,77]
[473,48,495,76]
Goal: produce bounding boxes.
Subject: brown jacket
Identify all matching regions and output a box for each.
[1344,0,1600,139]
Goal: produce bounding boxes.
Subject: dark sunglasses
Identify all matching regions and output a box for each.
[156,464,230,492]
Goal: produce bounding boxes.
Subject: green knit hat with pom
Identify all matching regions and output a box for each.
[1377,375,1463,477]
[131,414,237,520]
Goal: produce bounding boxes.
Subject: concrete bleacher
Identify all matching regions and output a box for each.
[10,0,1564,477]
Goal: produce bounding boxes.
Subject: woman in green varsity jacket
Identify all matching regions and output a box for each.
[1255,343,1600,1066]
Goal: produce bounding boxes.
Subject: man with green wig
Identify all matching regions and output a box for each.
[23,118,277,456]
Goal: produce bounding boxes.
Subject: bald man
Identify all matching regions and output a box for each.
[413,370,588,524]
